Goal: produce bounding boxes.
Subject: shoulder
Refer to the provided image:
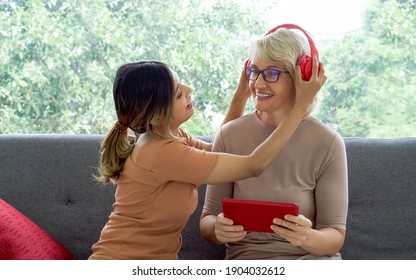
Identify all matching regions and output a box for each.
[304,117,337,134]
[136,137,186,158]
[214,112,259,142]
[303,117,342,138]
[218,112,259,135]
[300,117,345,149]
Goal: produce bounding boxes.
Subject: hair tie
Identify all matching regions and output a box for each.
[114,121,129,134]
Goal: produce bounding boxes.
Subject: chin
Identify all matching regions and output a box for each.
[185,111,194,122]
[255,104,271,112]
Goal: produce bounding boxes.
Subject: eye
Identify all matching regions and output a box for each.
[265,70,279,80]
[176,88,183,99]
[175,83,183,98]
[245,67,259,80]
[250,68,259,75]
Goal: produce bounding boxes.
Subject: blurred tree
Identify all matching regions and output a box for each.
[0,0,266,134]
[317,0,416,137]
[1,0,415,137]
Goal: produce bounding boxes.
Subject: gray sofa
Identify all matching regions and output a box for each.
[0,134,415,260]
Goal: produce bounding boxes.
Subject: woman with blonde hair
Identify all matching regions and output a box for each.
[200,25,348,260]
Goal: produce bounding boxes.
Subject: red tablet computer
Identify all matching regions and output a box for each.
[222,198,299,233]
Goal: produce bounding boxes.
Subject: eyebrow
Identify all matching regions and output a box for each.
[250,65,285,70]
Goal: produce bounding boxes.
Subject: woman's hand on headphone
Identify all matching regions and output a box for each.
[235,67,251,101]
[294,55,326,111]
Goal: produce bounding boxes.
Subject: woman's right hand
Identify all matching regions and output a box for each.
[234,68,252,101]
[214,213,247,243]
[294,56,327,112]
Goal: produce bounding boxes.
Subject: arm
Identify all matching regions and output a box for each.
[220,69,251,126]
[204,57,326,184]
[200,127,243,245]
[271,215,346,256]
[271,133,348,256]
[301,228,346,256]
[199,69,251,152]
[205,104,305,183]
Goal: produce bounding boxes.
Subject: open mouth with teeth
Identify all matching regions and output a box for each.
[256,93,274,100]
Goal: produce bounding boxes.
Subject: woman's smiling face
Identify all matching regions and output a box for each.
[169,70,194,130]
[249,57,296,117]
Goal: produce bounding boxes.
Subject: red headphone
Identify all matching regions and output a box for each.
[245,23,320,81]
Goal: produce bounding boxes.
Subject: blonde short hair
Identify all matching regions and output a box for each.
[249,28,317,115]
[249,28,310,76]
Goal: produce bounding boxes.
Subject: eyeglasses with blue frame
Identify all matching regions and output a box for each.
[244,67,290,83]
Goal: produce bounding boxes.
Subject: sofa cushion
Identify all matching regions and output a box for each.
[341,137,416,259]
[0,199,74,260]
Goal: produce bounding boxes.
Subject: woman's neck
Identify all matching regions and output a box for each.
[255,110,287,126]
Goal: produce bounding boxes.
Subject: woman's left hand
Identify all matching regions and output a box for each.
[271,214,313,247]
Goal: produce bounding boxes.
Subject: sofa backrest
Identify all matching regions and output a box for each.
[340,137,416,259]
[1,134,415,259]
[0,134,113,260]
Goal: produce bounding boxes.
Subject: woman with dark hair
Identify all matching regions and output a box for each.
[89,59,325,259]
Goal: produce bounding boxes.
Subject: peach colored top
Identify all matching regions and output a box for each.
[89,130,217,260]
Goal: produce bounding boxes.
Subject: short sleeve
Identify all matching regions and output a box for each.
[315,133,348,230]
[154,139,218,187]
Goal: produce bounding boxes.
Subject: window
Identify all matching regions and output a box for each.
[1,0,415,137]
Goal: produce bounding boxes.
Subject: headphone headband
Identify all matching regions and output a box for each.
[244,23,320,80]
[265,23,319,61]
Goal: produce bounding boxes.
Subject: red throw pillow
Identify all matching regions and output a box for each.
[0,199,74,260]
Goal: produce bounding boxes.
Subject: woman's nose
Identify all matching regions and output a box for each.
[254,74,267,88]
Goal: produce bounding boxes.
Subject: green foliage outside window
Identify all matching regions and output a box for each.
[0,0,265,135]
[1,0,415,137]
[318,0,416,137]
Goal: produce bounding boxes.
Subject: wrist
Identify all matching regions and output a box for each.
[232,90,250,102]
[292,103,309,119]
[299,228,316,251]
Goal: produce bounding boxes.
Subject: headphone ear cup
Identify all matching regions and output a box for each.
[296,54,312,81]
[296,54,321,81]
